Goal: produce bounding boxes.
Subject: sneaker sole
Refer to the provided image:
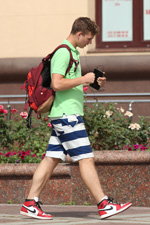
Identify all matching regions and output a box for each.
[20,211,53,220]
[100,203,132,220]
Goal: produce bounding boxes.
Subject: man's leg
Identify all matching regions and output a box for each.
[20,156,60,220]
[28,156,61,199]
[79,157,132,219]
[79,157,105,204]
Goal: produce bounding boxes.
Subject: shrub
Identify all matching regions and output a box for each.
[84,103,150,150]
[0,105,51,163]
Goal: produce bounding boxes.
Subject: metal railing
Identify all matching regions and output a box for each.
[0,93,150,105]
[0,93,150,118]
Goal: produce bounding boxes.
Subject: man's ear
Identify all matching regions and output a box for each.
[76,31,84,39]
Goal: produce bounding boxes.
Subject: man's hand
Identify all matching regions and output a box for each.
[97,76,106,87]
[83,72,95,85]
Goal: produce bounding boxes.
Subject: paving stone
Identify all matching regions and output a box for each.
[0,204,150,225]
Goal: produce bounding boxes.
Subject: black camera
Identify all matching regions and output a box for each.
[90,69,105,90]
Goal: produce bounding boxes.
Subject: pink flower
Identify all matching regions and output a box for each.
[31,154,37,157]
[83,86,88,92]
[20,112,28,119]
[134,144,140,149]
[0,105,4,110]
[47,123,52,127]
[3,109,8,114]
[125,111,133,117]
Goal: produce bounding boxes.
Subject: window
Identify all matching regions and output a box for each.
[143,0,150,41]
[96,0,150,50]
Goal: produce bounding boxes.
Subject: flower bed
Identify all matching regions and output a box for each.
[0,103,150,163]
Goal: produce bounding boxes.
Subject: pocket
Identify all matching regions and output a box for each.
[53,123,64,136]
[67,115,78,127]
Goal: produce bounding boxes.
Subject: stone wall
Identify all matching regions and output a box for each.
[0,151,150,206]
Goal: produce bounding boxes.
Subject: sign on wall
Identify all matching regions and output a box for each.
[143,0,150,41]
[102,0,133,42]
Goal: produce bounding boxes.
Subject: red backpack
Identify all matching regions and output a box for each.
[24,44,79,127]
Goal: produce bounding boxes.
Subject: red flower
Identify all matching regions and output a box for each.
[4,152,17,157]
[11,108,17,113]
[5,152,11,157]
[43,117,48,121]
[42,154,45,159]
[25,150,31,155]
[140,146,148,151]
[19,151,27,156]
[47,123,52,127]
[134,144,140,150]
[11,152,17,156]
[0,105,8,114]
[20,155,25,160]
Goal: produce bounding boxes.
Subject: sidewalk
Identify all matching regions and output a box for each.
[0,204,150,225]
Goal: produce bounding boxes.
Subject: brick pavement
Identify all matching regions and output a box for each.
[0,204,150,225]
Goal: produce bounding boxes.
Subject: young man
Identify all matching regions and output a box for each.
[20,17,132,220]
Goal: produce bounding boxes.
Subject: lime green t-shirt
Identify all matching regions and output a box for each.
[49,40,84,117]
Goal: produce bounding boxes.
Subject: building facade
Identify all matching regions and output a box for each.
[0,0,150,117]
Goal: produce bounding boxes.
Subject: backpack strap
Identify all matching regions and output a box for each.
[42,44,79,75]
[34,62,44,91]
[26,107,33,128]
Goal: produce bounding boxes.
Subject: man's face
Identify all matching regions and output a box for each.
[77,32,94,48]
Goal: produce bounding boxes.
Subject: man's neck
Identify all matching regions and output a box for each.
[66,34,77,48]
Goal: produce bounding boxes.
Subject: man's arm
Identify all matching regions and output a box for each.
[51,72,95,91]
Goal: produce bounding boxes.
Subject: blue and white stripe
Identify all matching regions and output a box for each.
[46,115,94,161]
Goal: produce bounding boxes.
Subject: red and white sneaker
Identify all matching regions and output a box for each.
[98,197,132,219]
[20,197,53,220]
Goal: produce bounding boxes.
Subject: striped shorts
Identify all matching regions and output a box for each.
[46,114,94,162]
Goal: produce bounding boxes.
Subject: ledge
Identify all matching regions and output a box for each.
[94,150,150,164]
[88,47,150,54]
[0,151,150,177]
[0,163,71,177]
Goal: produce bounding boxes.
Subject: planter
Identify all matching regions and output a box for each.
[0,151,150,206]
[0,163,71,205]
